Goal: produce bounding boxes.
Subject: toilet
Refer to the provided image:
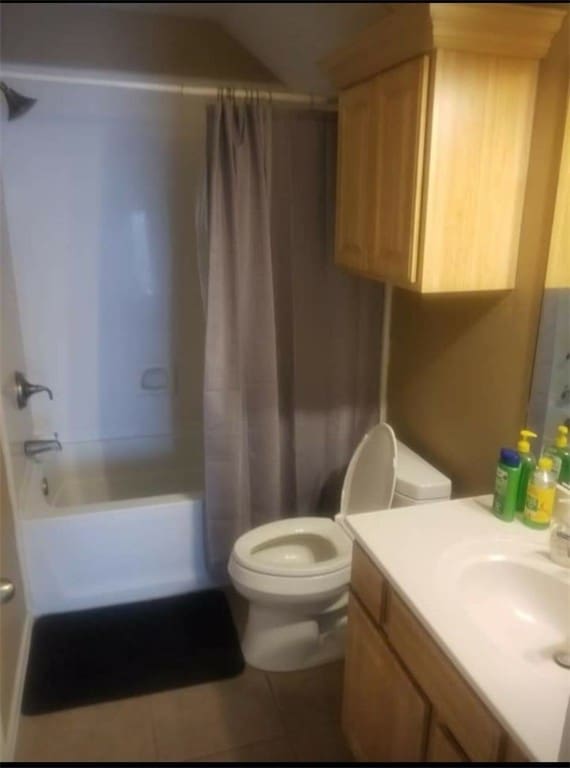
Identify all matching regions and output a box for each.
[228,423,451,672]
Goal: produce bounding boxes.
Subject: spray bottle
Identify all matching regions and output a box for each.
[516,429,538,513]
[523,456,557,529]
[545,425,570,485]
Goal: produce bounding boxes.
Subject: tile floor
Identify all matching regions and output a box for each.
[16,589,353,763]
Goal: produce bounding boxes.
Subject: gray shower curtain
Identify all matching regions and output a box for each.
[204,97,383,577]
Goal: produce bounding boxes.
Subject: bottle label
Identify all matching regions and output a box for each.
[524,486,555,524]
[493,466,508,514]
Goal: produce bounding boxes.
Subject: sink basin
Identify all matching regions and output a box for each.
[456,560,569,662]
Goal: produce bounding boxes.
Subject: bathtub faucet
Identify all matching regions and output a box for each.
[24,434,62,460]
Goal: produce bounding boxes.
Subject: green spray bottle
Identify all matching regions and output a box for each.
[492,448,521,522]
[516,429,537,513]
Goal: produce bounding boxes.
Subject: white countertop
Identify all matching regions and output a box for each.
[345,496,570,763]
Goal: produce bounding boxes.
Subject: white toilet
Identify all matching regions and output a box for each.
[228,423,451,672]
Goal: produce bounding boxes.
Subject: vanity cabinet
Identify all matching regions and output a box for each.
[343,596,427,762]
[426,720,468,763]
[326,3,565,293]
[342,544,532,763]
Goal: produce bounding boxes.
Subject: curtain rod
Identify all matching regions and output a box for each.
[0,69,338,110]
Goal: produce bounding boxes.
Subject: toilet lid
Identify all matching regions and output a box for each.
[339,422,397,517]
[232,516,352,577]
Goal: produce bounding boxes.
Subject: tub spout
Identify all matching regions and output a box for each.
[24,435,62,460]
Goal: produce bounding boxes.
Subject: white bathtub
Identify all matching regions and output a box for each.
[21,439,219,615]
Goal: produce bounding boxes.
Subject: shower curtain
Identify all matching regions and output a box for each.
[204,96,383,577]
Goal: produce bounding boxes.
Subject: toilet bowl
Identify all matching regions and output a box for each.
[228,422,451,672]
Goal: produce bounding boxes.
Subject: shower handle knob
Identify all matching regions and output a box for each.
[14,371,54,409]
[0,578,15,604]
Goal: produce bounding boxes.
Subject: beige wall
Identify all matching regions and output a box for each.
[0,3,278,84]
[387,16,569,497]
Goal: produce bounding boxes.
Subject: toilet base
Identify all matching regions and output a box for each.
[240,597,347,672]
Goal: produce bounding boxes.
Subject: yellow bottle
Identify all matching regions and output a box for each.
[523,457,556,529]
[516,429,537,513]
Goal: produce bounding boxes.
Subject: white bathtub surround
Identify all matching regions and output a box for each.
[1,78,206,446]
[345,496,570,763]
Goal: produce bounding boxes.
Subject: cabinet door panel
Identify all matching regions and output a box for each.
[546,86,570,288]
[427,720,469,763]
[350,543,386,626]
[385,590,502,762]
[421,49,537,292]
[372,55,429,284]
[336,78,378,272]
[342,594,428,762]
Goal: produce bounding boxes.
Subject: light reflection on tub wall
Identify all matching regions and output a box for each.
[1,83,207,470]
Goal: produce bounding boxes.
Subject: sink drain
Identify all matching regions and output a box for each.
[554,649,570,669]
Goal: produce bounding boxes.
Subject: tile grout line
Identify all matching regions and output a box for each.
[190,734,289,763]
[264,671,284,726]
[264,670,302,761]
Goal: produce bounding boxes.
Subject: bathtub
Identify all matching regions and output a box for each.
[21,439,219,616]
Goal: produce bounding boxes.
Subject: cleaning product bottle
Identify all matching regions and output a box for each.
[516,429,537,513]
[550,484,570,567]
[492,448,521,522]
[523,456,557,529]
[545,425,570,483]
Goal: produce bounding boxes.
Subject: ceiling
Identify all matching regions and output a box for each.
[94,3,393,94]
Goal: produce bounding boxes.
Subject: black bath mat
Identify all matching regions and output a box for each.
[22,590,244,715]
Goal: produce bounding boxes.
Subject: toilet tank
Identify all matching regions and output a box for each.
[392,441,452,507]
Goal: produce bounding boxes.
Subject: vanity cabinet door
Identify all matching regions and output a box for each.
[427,720,469,763]
[350,543,386,625]
[342,594,428,762]
[385,590,503,762]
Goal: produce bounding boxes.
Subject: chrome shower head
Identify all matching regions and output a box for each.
[0,82,37,120]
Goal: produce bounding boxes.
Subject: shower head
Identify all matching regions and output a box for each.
[0,82,37,120]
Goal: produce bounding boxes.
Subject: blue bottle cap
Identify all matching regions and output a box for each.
[500,448,520,468]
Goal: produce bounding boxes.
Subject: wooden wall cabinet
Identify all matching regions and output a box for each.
[343,544,531,763]
[327,3,565,293]
[545,85,570,289]
[335,51,538,293]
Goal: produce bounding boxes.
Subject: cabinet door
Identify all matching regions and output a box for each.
[336,78,378,272]
[427,720,469,763]
[546,86,570,288]
[372,55,429,284]
[421,49,537,292]
[342,594,428,762]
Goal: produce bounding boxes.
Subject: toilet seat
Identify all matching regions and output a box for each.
[232,516,351,578]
